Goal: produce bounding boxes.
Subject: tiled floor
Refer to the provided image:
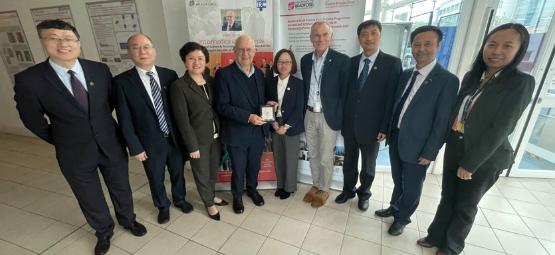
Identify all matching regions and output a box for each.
[0,133,554,255]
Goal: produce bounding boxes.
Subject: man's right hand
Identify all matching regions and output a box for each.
[134,151,148,162]
[248,114,266,125]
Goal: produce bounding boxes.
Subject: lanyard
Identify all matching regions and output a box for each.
[460,71,499,123]
[312,56,325,96]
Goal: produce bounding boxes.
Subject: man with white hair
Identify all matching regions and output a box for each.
[300,21,350,207]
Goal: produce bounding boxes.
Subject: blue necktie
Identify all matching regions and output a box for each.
[68,70,88,112]
[357,58,371,91]
[146,71,169,135]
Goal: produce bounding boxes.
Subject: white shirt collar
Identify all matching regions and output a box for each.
[415,59,436,77]
[360,50,379,63]
[312,48,330,62]
[136,65,157,76]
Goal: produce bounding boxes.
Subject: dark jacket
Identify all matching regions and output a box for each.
[265,75,305,136]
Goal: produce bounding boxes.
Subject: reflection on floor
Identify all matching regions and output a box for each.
[0,133,554,255]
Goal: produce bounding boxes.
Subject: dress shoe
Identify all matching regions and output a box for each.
[158,207,170,224]
[279,191,292,200]
[311,190,329,208]
[388,222,405,236]
[275,188,285,197]
[175,200,194,213]
[247,191,265,206]
[233,198,244,214]
[375,207,398,217]
[123,221,147,236]
[303,186,318,203]
[214,199,229,206]
[358,199,370,211]
[94,236,110,255]
[335,192,355,204]
[416,237,434,248]
[207,208,221,221]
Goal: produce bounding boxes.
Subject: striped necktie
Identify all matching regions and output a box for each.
[146,71,169,135]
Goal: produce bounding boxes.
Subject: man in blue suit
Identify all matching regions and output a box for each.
[215,35,269,214]
[374,26,459,236]
[300,21,350,207]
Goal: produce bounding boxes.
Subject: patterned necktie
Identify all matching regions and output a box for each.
[67,70,88,112]
[357,58,371,91]
[392,70,420,128]
[146,71,169,135]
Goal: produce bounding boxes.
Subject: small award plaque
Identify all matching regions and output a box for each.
[260,105,275,122]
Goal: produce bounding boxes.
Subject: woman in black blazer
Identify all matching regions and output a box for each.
[417,23,535,255]
[266,49,305,199]
[170,42,227,220]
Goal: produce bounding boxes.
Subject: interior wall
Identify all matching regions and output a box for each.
[0,0,189,136]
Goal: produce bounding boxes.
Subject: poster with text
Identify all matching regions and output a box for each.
[279,0,365,190]
[31,5,83,58]
[86,0,141,75]
[0,11,35,83]
[185,0,273,78]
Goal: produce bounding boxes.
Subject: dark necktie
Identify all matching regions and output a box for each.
[67,70,88,112]
[392,70,420,128]
[146,71,169,135]
[357,58,370,91]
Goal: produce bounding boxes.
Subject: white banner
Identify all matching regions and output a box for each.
[279,0,365,189]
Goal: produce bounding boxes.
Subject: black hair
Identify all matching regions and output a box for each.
[410,25,443,44]
[179,41,209,63]
[357,20,382,36]
[36,19,79,39]
[272,49,298,74]
[465,23,530,89]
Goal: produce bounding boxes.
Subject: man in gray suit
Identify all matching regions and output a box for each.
[374,26,459,236]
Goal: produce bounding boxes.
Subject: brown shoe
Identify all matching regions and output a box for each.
[311,190,329,208]
[303,186,318,203]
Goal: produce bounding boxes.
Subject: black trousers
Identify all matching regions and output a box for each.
[142,137,185,209]
[426,132,502,254]
[58,142,135,239]
[342,136,379,200]
[228,135,264,199]
[388,130,430,225]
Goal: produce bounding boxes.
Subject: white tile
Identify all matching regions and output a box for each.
[481,209,534,236]
[191,220,236,251]
[465,224,504,252]
[494,229,549,255]
[520,180,555,193]
[463,244,505,255]
[282,200,317,223]
[509,200,555,222]
[521,217,555,241]
[381,222,423,255]
[340,236,381,255]
[135,230,188,255]
[345,214,382,243]
[241,207,280,236]
[22,192,86,226]
[478,194,516,214]
[302,225,343,255]
[497,186,539,203]
[539,239,555,255]
[166,211,209,238]
[312,206,349,232]
[112,221,164,254]
[219,201,255,226]
[381,246,412,255]
[258,238,300,255]
[259,192,293,214]
[0,239,35,255]
[532,191,555,207]
[269,216,310,247]
[175,241,217,255]
[349,199,383,220]
[219,228,265,255]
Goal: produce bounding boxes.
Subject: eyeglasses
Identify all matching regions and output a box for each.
[130,45,154,51]
[277,61,292,65]
[42,37,79,44]
[235,48,255,54]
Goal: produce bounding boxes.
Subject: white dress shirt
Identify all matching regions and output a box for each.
[307,48,329,112]
[136,66,160,106]
[397,59,437,128]
[358,50,379,78]
[276,75,289,117]
[49,59,87,95]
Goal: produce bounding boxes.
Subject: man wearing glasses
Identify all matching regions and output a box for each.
[13,20,146,255]
[113,33,192,225]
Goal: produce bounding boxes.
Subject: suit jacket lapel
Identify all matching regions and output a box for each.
[407,64,442,111]
[184,72,211,105]
[129,68,156,114]
[43,60,87,114]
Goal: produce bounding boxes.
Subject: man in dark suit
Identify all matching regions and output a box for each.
[300,21,350,207]
[215,35,270,214]
[336,20,402,211]
[114,33,192,225]
[13,20,146,255]
[222,10,242,31]
[374,26,459,236]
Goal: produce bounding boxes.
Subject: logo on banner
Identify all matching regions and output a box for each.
[287,0,314,10]
[256,0,267,11]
